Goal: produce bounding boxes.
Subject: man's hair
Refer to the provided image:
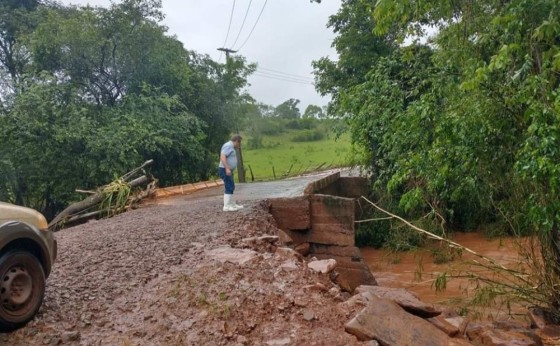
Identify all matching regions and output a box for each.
[231,134,242,142]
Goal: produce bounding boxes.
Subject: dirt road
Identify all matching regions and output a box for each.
[1,181,360,345]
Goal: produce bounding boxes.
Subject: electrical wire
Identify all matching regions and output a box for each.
[255,70,313,83]
[219,0,237,62]
[234,0,268,51]
[256,68,314,82]
[252,72,314,85]
[229,0,253,49]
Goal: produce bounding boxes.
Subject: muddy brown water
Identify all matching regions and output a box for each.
[361,232,532,319]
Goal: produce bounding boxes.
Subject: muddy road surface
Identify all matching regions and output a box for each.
[1,185,360,345]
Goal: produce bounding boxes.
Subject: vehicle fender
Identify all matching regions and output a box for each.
[0,221,55,276]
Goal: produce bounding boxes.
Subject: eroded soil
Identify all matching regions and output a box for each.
[1,193,363,345]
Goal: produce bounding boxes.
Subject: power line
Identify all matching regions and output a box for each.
[255,69,313,83]
[229,0,253,49]
[256,67,314,81]
[234,0,268,51]
[219,0,237,62]
[252,72,314,85]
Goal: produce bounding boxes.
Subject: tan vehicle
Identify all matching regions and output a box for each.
[0,202,57,331]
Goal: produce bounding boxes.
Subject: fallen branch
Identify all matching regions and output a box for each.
[362,196,560,318]
[49,161,154,231]
[362,196,527,290]
[359,196,529,280]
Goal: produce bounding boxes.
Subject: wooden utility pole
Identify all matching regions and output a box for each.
[217,47,237,59]
[217,47,246,183]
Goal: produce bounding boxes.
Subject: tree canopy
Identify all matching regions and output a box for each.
[0,0,254,219]
[314,0,560,317]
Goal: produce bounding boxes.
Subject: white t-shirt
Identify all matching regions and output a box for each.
[218,141,237,170]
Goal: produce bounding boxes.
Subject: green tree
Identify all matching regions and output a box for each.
[274,98,301,119]
[0,0,47,98]
[0,0,255,219]
[303,104,323,119]
[312,0,396,117]
[324,0,560,316]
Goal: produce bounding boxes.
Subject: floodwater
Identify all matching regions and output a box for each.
[361,232,535,318]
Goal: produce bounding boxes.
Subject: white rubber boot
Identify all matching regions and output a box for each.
[223,194,237,212]
[231,200,244,210]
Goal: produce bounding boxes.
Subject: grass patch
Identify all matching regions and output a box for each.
[241,131,351,181]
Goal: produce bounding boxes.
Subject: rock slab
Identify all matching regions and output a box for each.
[345,294,452,345]
[206,247,259,265]
[355,285,441,317]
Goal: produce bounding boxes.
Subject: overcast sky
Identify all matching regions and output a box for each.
[57,0,342,111]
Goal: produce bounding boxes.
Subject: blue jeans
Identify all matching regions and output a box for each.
[218,167,235,194]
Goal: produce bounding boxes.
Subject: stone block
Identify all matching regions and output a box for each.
[309,244,361,258]
[269,197,310,230]
[304,172,340,195]
[310,194,355,218]
[310,194,355,247]
[285,228,354,247]
[337,177,369,198]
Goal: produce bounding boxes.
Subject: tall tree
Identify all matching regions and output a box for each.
[312,0,396,117]
[303,104,324,119]
[0,0,255,218]
[327,0,560,316]
[0,0,45,98]
[274,98,301,119]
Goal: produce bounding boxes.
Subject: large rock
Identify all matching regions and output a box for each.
[427,315,460,337]
[445,316,470,336]
[466,323,542,346]
[344,293,452,345]
[333,261,377,292]
[355,285,441,318]
[275,247,303,261]
[205,247,259,265]
[307,259,337,274]
[294,242,310,256]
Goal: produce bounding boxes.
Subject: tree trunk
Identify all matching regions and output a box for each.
[48,174,152,231]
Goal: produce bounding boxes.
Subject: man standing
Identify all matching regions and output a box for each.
[218,135,244,211]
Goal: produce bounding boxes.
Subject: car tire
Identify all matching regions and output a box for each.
[0,251,46,332]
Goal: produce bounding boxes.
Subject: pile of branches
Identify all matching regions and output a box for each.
[48,160,157,231]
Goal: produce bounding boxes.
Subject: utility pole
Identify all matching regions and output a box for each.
[217,47,237,60]
[217,47,246,183]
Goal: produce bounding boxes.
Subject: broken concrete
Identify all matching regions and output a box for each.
[267,174,377,293]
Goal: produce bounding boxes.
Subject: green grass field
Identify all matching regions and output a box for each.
[240,132,352,181]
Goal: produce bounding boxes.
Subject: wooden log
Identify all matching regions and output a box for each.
[48,161,154,231]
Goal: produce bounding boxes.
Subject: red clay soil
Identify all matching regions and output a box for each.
[1,194,364,345]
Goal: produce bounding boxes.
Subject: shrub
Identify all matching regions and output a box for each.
[291,129,325,142]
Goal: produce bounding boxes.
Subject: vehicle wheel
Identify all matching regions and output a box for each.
[0,251,45,332]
